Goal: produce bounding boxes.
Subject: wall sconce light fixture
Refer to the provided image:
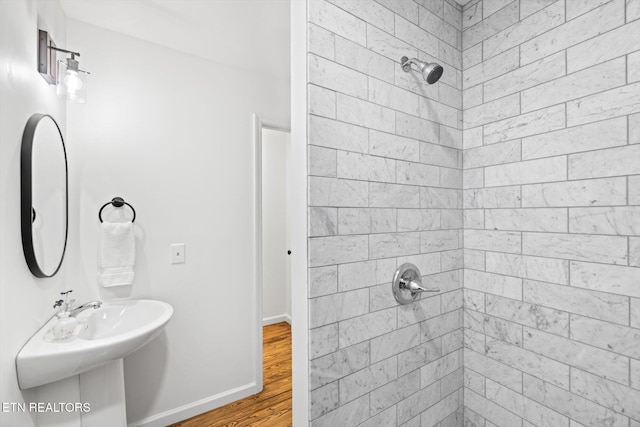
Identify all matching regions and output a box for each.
[38,30,90,103]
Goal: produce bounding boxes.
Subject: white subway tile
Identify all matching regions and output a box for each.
[439,83,463,110]
[309,145,337,177]
[439,40,462,70]
[396,111,439,143]
[396,161,440,186]
[523,232,628,265]
[567,18,640,72]
[334,37,394,84]
[465,388,524,426]
[338,258,393,292]
[327,0,394,34]
[631,175,640,204]
[566,0,611,20]
[367,24,417,62]
[397,294,442,327]
[464,249,485,270]
[444,1,462,30]
[485,208,568,232]
[310,266,338,298]
[522,177,627,207]
[369,78,419,116]
[520,0,558,19]
[464,93,520,128]
[339,307,397,347]
[417,0,443,19]
[465,349,523,391]
[420,230,460,253]
[310,394,370,427]
[310,207,338,237]
[421,187,461,209]
[462,43,482,70]
[337,93,395,133]
[464,209,484,229]
[369,130,419,162]
[419,391,461,426]
[464,269,522,299]
[520,0,624,65]
[567,81,640,127]
[485,252,569,285]
[485,156,567,187]
[309,54,369,100]
[483,0,515,17]
[632,113,640,146]
[338,357,396,405]
[310,176,369,207]
[463,47,519,89]
[523,279,629,324]
[571,314,640,358]
[631,238,640,267]
[419,6,459,49]
[440,167,463,189]
[309,115,369,153]
[463,85,483,109]
[397,209,440,232]
[375,0,419,24]
[484,51,566,102]
[310,289,369,328]
[522,57,626,113]
[463,168,484,189]
[569,207,640,235]
[370,182,419,208]
[421,309,462,341]
[370,324,420,363]
[465,229,522,253]
[629,0,640,21]
[337,208,371,235]
[310,324,339,360]
[463,126,483,149]
[309,23,336,60]
[465,309,523,346]
[522,117,627,160]
[464,186,521,209]
[370,232,420,258]
[310,382,339,421]
[309,0,366,46]
[462,0,482,29]
[483,0,565,60]
[421,142,460,169]
[309,85,337,121]
[309,235,369,267]
[395,15,439,58]
[337,151,395,183]
[571,261,640,298]
[571,369,640,420]
[420,97,460,128]
[463,2,519,49]
[484,104,566,145]
[568,145,640,179]
[440,125,463,149]
[486,294,569,336]
[370,372,421,415]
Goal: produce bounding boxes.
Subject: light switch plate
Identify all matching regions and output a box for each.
[170,244,185,264]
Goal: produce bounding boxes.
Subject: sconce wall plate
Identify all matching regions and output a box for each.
[38,30,57,84]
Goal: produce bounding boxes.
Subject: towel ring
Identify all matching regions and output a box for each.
[99,197,136,223]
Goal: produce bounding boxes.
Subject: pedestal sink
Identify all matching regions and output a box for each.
[16,299,173,390]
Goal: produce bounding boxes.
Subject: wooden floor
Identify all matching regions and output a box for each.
[170,322,292,427]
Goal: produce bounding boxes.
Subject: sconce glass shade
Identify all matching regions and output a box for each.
[56,59,88,103]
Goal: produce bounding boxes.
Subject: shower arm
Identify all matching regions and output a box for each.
[401,57,424,73]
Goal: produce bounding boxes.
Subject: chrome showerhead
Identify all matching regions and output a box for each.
[401,56,444,84]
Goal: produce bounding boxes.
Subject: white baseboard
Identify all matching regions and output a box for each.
[262,314,292,326]
[127,382,261,427]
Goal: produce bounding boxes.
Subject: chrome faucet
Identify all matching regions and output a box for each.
[69,301,103,317]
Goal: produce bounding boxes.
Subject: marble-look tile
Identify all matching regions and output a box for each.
[444,1,462,30]
[463,2,519,49]
[522,57,626,113]
[396,161,440,187]
[310,342,370,389]
[337,208,370,235]
[327,0,394,34]
[462,0,482,29]
[463,126,483,149]
[419,97,460,129]
[396,111,439,143]
[418,6,459,47]
[464,139,522,169]
[464,328,486,353]
[336,151,395,183]
[520,0,623,65]
[464,288,485,312]
[310,177,369,208]
[309,265,338,298]
[441,209,463,230]
[484,51,566,102]
[485,379,570,427]
[465,388,523,426]
[464,269,522,299]
[522,232,628,265]
[338,357,396,404]
[485,252,569,285]
[397,252,441,277]
[334,37,394,84]
[370,371,421,415]
[370,283,396,312]
[464,229,522,253]
[567,18,640,72]
[439,83,463,111]
[463,85,483,109]
[464,365,486,395]
[396,15,439,58]
[568,145,640,180]
[309,84,337,119]
[367,24,417,62]
[440,167,463,189]
[485,208,567,232]
[310,382,339,421]
[397,381,441,425]
[440,125,463,150]
[310,288,369,328]
[522,177,627,207]
[522,117,627,160]
[339,307,397,348]
[309,54,368,100]
[629,0,640,21]
[629,51,640,84]
[463,47,519,89]
[398,338,444,375]
[523,279,629,325]
[310,207,338,236]
[462,43,482,71]
[310,394,370,427]
[421,187,461,209]
[631,238,640,268]
[370,232,420,259]
[483,0,564,60]
[483,0,514,17]
[369,78,420,116]
[570,207,640,236]
[570,368,640,421]
[486,338,570,388]
[632,358,640,390]
[465,349,523,392]
[420,390,461,426]
[416,0,443,19]
[463,209,484,229]
[520,0,558,19]
[570,314,640,359]
[397,209,440,232]
[486,294,569,337]
[370,182,419,208]
[394,65,440,100]
[567,82,640,127]
[484,104,566,145]
[309,115,368,154]
[309,23,335,60]
[309,235,369,267]
[421,142,460,169]
[310,324,339,359]
[422,310,461,342]
[338,258,395,292]
[309,145,337,178]
[464,186,520,209]
[422,350,461,387]
[308,0,366,46]
[420,230,460,253]
[439,40,463,71]
[524,327,630,385]
[337,93,395,133]
[376,0,419,24]
[567,0,611,19]
[398,295,442,327]
[370,324,420,363]
[465,309,523,346]
[464,249,485,270]
[464,93,519,129]
[523,374,628,427]
[369,130,419,162]
[630,175,640,204]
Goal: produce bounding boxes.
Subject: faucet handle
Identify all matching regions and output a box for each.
[53,299,64,309]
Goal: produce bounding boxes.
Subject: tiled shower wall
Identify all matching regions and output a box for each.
[306,0,465,425]
[461,0,640,426]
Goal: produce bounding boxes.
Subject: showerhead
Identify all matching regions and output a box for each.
[401,56,444,84]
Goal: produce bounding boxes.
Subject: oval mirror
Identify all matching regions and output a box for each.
[21,114,68,278]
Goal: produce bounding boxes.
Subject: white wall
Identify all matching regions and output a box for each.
[63,19,290,425]
[261,128,291,325]
[0,1,70,426]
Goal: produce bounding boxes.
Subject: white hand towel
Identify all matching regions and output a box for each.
[98,221,135,287]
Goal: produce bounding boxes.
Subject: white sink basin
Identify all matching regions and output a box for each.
[16,299,173,389]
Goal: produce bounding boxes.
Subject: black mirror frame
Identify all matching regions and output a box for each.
[21,113,69,278]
